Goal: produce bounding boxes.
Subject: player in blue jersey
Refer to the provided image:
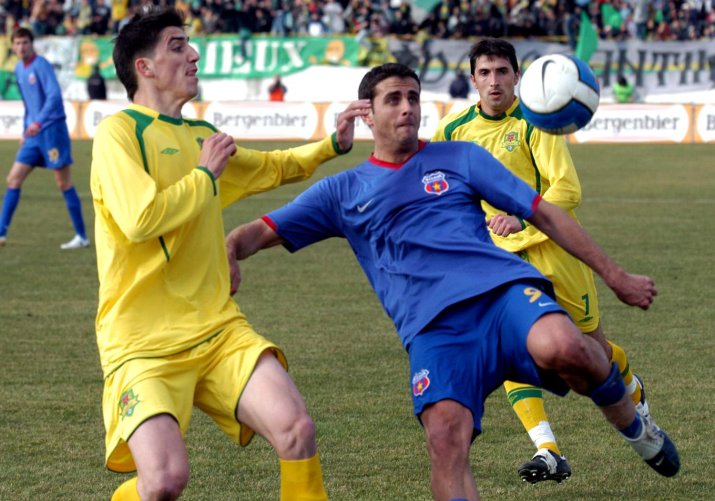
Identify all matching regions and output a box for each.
[0,28,88,249]
[226,63,679,500]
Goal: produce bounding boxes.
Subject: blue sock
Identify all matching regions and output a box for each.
[620,414,644,439]
[0,187,21,237]
[62,187,86,239]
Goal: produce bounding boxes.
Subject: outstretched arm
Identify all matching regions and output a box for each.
[225,218,285,295]
[528,200,657,310]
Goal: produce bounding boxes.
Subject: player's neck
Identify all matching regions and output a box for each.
[132,88,186,119]
[372,138,420,165]
[21,52,36,66]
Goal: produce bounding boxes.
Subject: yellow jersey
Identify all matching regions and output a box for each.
[91,103,341,376]
[432,98,582,253]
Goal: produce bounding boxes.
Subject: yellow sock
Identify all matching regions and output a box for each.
[504,380,561,455]
[608,341,642,405]
[280,454,327,501]
[111,477,140,501]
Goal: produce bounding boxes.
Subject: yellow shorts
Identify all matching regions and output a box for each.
[102,321,287,473]
[520,238,600,333]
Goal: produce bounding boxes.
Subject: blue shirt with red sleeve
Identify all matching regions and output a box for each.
[265,140,550,348]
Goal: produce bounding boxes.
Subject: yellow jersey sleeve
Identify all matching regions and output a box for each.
[91,113,216,243]
[219,133,342,207]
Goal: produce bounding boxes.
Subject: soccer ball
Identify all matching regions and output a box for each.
[517,54,600,134]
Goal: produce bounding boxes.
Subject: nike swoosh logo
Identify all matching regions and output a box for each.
[538,301,556,307]
[654,457,664,466]
[541,59,555,99]
[357,199,374,213]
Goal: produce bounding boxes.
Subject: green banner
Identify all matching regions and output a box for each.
[77,35,359,80]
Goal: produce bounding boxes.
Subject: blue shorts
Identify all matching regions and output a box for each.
[408,279,570,438]
[16,121,72,169]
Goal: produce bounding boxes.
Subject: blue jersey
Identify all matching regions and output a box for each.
[15,54,66,130]
[266,141,552,347]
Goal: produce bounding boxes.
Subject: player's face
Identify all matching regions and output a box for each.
[12,36,34,63]
[367,76,421,151]
[471,55,520,116]
[142,27,200,103]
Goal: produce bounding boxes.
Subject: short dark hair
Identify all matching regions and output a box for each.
[113,6,185,100]
[11,27,34,43]
[358,63,420,101]
[469,39,519,76]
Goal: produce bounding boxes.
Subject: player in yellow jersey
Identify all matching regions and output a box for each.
[432,38,652,484]
[92,7,369,500]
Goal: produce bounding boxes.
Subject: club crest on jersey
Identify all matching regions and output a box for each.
[119,389,141,420]
[502,130,520,152]
[412,369,431,396]
[422,171,449,196]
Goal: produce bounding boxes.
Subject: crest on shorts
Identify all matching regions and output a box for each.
[412,369,431,397]
[502,130,520,152]
[48,148,59,163]
[422,171,449,196]
[119,389,141,420]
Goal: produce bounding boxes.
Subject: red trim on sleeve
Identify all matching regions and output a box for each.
[261,215,277,231]
[531,194,542,214]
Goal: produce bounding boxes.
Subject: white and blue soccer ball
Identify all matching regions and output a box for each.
[517,54,600,135]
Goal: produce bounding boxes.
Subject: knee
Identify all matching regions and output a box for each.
[139,463,189,500]
[6,172,22,189]
[558,335,594,369]
[273,413,317,458]
[55,178,72,192]
[530,314,600,371]
[422,403,472,462]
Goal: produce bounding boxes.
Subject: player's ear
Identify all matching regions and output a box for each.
[514,70,521,86]
[135,57,154,78]
[361,107,375,128]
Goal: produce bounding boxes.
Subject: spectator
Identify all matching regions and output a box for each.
[87,64,107,100]
[613,75,635,103]
[322,0,345,33]
[268,74,287,101]
[448,68,470,99]
[75,0,93,34]
[307,11,326,35]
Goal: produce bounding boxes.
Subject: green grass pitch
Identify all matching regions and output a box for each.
[0,139,712,500]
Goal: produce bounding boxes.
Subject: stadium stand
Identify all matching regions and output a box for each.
[0,0,713,41]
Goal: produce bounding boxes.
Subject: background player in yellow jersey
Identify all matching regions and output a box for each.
[91,7,368,500]
[432,38,651,484]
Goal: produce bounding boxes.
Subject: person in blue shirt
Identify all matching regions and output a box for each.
[225,63,680,499]
[0,27,88,249]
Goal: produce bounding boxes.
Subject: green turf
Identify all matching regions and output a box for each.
[0,140,712,500]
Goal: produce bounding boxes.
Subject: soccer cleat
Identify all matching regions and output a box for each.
[627,375,679,477]
[60,234,90,250]
[625,416,680,477]
[518,448,572,484]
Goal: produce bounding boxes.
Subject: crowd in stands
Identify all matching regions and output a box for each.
[1,0,714,41]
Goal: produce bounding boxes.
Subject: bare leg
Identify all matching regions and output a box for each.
[127,414,190,501]
[6,161,33,189]
[236,351,317,458]
[420,399,479,501]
